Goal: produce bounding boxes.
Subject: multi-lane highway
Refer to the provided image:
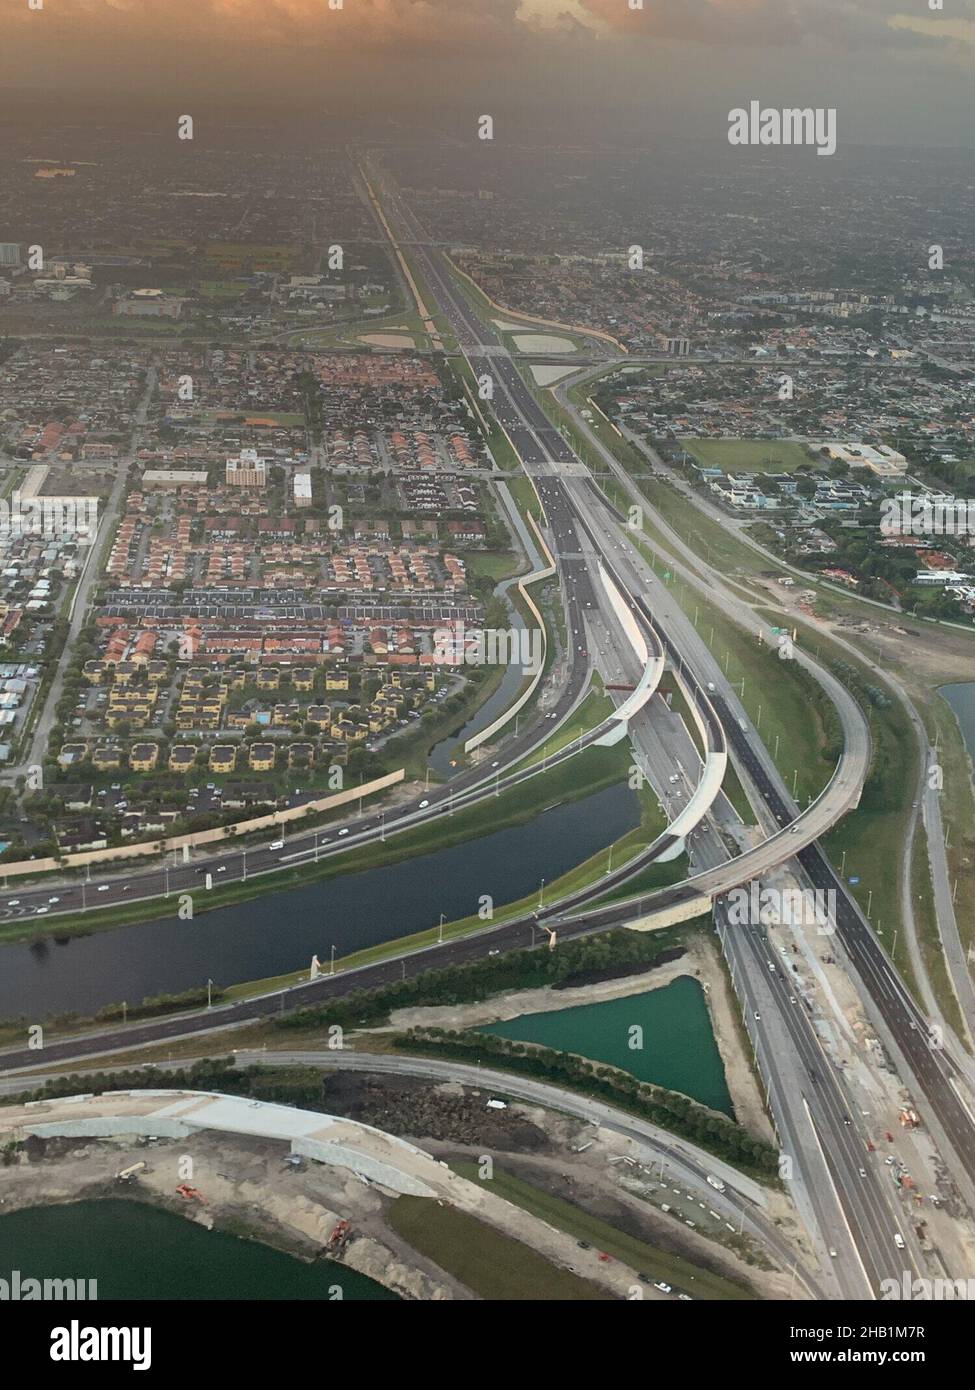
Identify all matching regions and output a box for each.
[359,158,975,1284]
[2,158,972,1300]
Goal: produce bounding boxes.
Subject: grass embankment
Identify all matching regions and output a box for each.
[0,735,634,952]
[316,777,679,986]
[928,689,975,978]
[627,541,838,807]
[388,1195,610,1300]
[911,833,966,1041]
[516,682,613,769]
[761,615,920,996]
[452,1163,754,1299]
[0,925,694,1055]
[446,353,523,472]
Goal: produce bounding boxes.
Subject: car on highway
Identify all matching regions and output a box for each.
[268,840,284,851]
[829,1247,838,1258]
[97,885,110,892]
[338,828,349,836]
[34,907,49,915]
[653,1281,672,1293]
[842,1115,852,1125]
[6,900,20,907]
[754,1011,761,1020]
[419,799,429,808]
[216,866,227,874]
[859,1168,867,1177]
[48,897,60,904]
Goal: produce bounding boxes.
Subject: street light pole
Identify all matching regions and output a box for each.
[330,944,336,976]
[438,912,445,944]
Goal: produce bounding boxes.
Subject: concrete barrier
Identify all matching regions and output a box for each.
[465,498,556,754]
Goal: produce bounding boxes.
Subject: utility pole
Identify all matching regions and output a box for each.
[438,912,445,944]
[330,944,336,976]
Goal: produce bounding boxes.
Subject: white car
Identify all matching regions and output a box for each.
[97,884,110,892]
[653,1281,672,1293]
[419,799,429,809]
[6,900,20,907]
[48,897,60,904]
[34,907,49,915]
[338,828,349,836]
[268,840,284,851]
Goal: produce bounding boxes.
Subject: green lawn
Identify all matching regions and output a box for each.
[682,438,813,474]
[453,1163,754,1300]
[388,1195,611,1299]
[631,542,838,807]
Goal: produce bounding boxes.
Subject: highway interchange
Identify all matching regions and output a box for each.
[1,161,974,1301]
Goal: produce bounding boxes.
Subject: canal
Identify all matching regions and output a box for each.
[0,781,639,1019]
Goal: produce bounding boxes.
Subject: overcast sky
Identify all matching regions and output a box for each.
[3,0,974,148]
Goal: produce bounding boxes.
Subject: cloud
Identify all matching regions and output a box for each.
[576,0,975,52]
[3,0,535,55]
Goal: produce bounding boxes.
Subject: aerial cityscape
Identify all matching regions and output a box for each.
[0,0,973,1356]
